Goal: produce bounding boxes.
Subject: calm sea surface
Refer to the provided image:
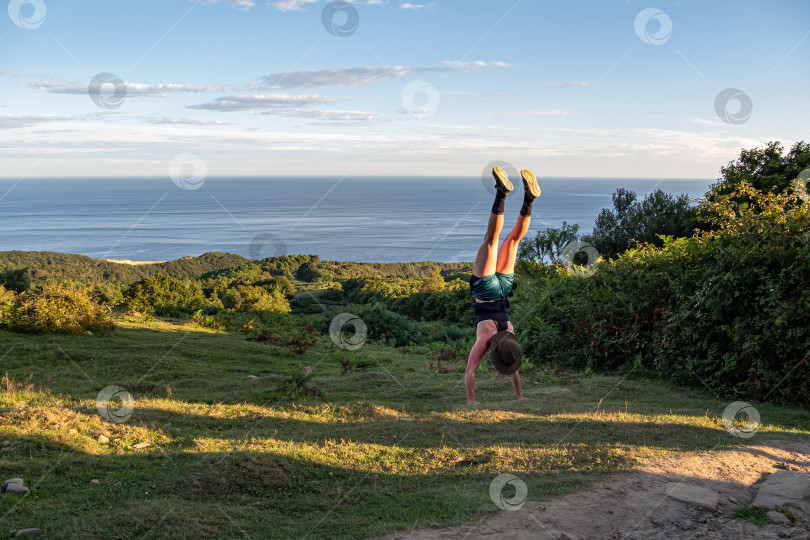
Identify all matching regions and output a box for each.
[0,177,714,263]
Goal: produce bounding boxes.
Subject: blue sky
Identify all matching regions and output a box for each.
[1,0,808,179]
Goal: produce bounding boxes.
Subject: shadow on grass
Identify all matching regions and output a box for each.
[80,405,741,450]
[3,431,800,540]
[0,432,588,538]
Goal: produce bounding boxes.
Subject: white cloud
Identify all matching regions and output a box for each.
[188,94,383,123]
[261,62,510,89]
[442,90,504,98]
[119,83,231,96]
[192,0,256,11]
[546,81,590,88]
[522,109,571,116]
[263,108,384,123]
[269,0,384,11]
[268,0,318,11]
[145,117,231,126]
[443,60,511,71]
[262,66,432,89]
[400,2,434,9]
[0,113,109,130]
[1,69,50,80]
[10,73,231,96]
[689,117,725,127]
[188,93,341,111]
[9,64,510,100]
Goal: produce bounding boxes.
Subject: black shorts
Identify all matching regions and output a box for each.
[472,298,511,332]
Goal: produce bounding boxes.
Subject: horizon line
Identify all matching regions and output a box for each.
[0,175,717,181]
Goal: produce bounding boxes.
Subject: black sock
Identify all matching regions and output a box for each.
[520,196,533,217]
[491,189,507,215]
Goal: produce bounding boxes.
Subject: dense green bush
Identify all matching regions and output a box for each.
[512,182,810,405]
[0,283,116,334]
[317,260,470,281]
[352,304,427,347]
[342,303,475,348]
[654,183,810,404]
[339,276,433,302]
[392,283,473,325]
[296,260,324,282]
[123,274,210,316]
[320,271,475,327]
[220,284,291,313]
[201,254,319,283]
[425,322,471,344]
[0,286,15,325]
[0,269,31,292]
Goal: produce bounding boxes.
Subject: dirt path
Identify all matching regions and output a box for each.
[384,439,810,540]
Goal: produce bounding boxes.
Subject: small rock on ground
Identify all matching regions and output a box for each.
[14,528,42,537]
[664,482,720,511]
[2,478,24,492]
[549,533,578,540]
[766,511,792,526]
[754,471,810,508]
[4,484,29,496]
[301,366,312,374]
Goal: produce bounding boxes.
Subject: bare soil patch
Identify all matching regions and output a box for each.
[386,439,810,540]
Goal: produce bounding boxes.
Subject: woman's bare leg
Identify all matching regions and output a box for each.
[495,215,530,275]
[473,212,503,277]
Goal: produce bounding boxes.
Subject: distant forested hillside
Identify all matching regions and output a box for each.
[0,250,473,292]
[0,251,249,287]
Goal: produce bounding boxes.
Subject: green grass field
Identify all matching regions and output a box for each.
[1,316,809,539]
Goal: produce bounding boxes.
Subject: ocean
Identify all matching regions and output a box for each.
[0,176,714,263]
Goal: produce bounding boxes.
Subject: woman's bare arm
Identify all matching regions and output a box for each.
[465,338,489,404]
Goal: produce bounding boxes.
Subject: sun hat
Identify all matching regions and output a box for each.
[489,330,522,375]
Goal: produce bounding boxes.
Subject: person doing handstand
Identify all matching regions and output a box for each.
[465,166,540,405]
